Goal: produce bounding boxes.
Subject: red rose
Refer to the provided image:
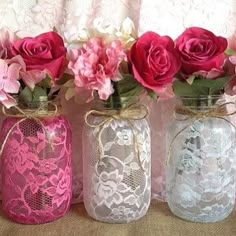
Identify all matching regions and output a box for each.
[176,27,228,76]
[11,31,67,79]
[128,31,181,91]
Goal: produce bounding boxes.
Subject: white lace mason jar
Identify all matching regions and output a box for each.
[166,95,236,222]
[82,98,151,223]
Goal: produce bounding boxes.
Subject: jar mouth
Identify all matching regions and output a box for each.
[92,96,139,110]
[176,94,225,109]
[4,95,61,117]
[176,95,223,99]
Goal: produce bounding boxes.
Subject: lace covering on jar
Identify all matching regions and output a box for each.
[1,115,72,224]
[83,117,151,223]
[167,117,236,222]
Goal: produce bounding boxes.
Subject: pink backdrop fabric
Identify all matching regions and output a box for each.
[1,0,236,203]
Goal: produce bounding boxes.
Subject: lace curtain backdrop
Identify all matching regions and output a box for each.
[0,0,236,203]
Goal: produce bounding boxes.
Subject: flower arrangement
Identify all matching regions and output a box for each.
[65,18,181,108]
[1,19,235,110]
[65,19,236,109]
[172,27,236,102]
[0,28,67,108]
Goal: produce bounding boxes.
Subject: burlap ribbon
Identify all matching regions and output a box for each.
[167,102,236,165]
[0,102,59,156]
[84,104,149,171]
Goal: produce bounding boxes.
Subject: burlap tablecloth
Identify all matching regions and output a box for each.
[0,200,235,236]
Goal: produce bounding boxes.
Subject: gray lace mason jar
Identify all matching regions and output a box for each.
[82,98,151,223]
[166,95,236,222]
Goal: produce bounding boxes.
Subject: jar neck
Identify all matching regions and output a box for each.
[93,96,140,110]
[6,96,61,117]
[177,95,225,110]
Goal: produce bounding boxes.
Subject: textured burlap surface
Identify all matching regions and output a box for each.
[0,201,235,236]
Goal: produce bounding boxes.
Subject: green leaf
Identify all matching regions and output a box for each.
[19,85,48,104]
[146,88,157,100]
[173,76,231,97]
[225,48,236,55]
[173,80,208,96]
[19,86,33,103]
[116,74,143,97]
[56,73,74,85]
[32,86,47,101]
[38,76,51,88]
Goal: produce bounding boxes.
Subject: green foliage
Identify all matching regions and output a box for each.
[146,88,157,100]
[19,86,47,103]
[173,76,231,97]
[225,48,236,56]
[116,73,143,97]
[38,76,51,88]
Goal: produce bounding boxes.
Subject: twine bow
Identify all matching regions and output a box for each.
[0,102,59,156]
[167,102,236,165]
[84,104,149,172]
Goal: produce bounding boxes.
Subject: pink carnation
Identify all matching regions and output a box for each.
[68,37,126,100]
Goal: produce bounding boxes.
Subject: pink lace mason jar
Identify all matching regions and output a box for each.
[0,98,72,224]
[83,98,151,223]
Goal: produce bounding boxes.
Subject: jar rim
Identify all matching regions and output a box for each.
[91,96,140,110]
[176,94,224,100]
[175,94,225,109]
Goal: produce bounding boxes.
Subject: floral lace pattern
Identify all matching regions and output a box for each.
[167,117,236,222]
[1,115,72,224]
[83,116,151,223]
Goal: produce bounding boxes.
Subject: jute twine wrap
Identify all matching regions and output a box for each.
[84,104,149,172]
[167,102,236,165]
[0,102,60,156]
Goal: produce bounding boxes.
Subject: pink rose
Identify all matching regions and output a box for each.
[176,27,228,77]
[68,37,126,100]
[128,31,181,92]
[11,31,67,80]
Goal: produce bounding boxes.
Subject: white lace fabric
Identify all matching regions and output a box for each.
[167,115,236,222]
[83,117,151,223]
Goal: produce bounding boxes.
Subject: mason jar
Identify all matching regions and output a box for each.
[82,97,151,223]
[0,97,72,224]
[166,95,236,222]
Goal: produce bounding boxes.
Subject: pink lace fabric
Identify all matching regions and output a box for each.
[0,114,72,224]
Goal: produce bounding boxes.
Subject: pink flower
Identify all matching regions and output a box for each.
[20,70,47,90]
[0,55,24,108]
[176,27,228,78]
[0,27,15,59]
[225,76,236,95]
[68,37,126,100]
[128,31,181,92]
[0,56,23,93]
[0,90,17,108]
[11,31,67,83]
